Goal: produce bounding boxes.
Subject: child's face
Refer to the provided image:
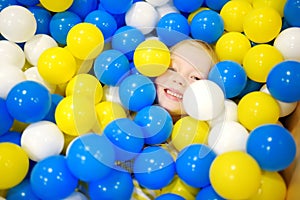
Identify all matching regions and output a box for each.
[155,51,212,116]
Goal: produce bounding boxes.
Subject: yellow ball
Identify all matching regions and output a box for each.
[220,0,253,32]
[210,151,261,199]
[0,143,29,189]
[65,73,103,104]
[55,95,97,136]
[243,7,282,43]
[95,101,127,131]
[40,0,73,12]
[249,171,286,200]
[171,116,210,152]
[243,44,284,82]
[37,47,77,84]
[252,0,287,17]
[215,32,251,64]
[237,91,280,130]
[133,39,170,77]
[66,23,104,60]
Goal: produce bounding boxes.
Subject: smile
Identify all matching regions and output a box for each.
[164,89,183,100]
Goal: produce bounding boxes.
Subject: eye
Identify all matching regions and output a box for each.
[191,75,201,81]
[168,67,177,72]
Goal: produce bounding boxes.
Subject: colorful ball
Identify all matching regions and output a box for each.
[68,0,98,19]
[39,0,73,12]
[0,131,21,146]
[284,0,300,27]
[28,6,52,35]
[0,40,25,69]
[173,0,204,13]
[156,193,185,200]
[196,185,225,200]
[0,98,14,135]
[6,179,40,200]
[101,0,133,14]
[253,0,286,17]
[204,0,229,11]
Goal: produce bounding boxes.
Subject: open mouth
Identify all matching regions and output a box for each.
[164,88,183,101]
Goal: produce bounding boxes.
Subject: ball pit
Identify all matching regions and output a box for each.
[0,1,299,199]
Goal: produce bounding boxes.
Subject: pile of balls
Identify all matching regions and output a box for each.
[0,0,299,199]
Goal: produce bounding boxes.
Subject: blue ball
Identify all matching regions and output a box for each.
[84,10,117,41]
[6,179,40,200]
[208,60,247,98]
[66,133,116,182]
[94,49,130,86]
[237,78,263,98]
[156,193,185,200]
[284,0,300,27]
[100,0,133,14]
[0,0,18,12]
[204,0,229,11]
[267,60,300,103]
[28,6,52,35]
[196,185,225,200]
[103,118,144,161]
[133,146,176,190]
[134,105,173,145]
[112,26,145,61]
[6,81,52,123]
[0,131,21,146]
[49,11,82,45]
[43,93,63,123]
[247,124,297,171]
[173,0,204,13]
[176,144,216,188]
[157,13,190,46]
[16,0,38,6]
[88,167,134,200]
[0,97,14,135]
[119,74,156,111]
[30,155,78,199]
[68,0,98,19]
[190,10,224,44]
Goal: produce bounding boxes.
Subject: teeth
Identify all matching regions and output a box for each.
[166,89,183,99]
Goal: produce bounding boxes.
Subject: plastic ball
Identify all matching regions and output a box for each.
[284,0,300,27]
[94,49,130,86]
[28,6,52,35]
[0,142,29,189]
[125,1,159,35]
[49,11,82,45]
[40,0,73,12]
[43,93,64,123]
[133,39,170,77]
[266,60,300,103]
[103,118,144,161]
[156,12,190,47]
[243,7,282,43]
[237,91,280,130]
[6,81,51,123]
[30,155,78,199]
[0,40,25,69]
[208,121,249,155]
[274,27,300,62]
[196,185,225,200]
[220,0,252,32]
[134,105,173,145]
[63,191,88,200]
[66,73,103,104]
[247,124,296,171]
[6,179,40,200]
[24,34,58,66]
[119,74,156,112]
[37,46,77,84]
[0,131,21,145]
[156,1,180,19]
[243,44,284,83]
[0,5,36,43]
[0,98,14,135]
[68,0,98,19]
[156,193,185,200]
[190,10,224,44]
[182,80,225,121]
[84,10,117,41]
[210,151,261,199]
[66,22,104,60]
[74,56,94,74]
[237,78,263,98]
[88,167,134,200]
[208,60,247,98]
[173,0,204,13]
[0,0,18,12]
[101,0,133,14]
[249,171,287,200]
[55,95,97,136]
[66,133,115,182]
[111,26,145,61]
[253,0,286,17]
[133,146,176,190]
[215,31,251,64]
[171,116,209,152]
[176,144,216,188]
[204,0,229,11]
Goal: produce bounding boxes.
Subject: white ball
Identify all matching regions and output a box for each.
[146,0,170,7]
[208,121,249,155]
[0,40,25,69]
[62,192,88,200]
[125,2,159,34]
[156,1,179,18]
[274,27,300,62]
[0,5,37,43]
[260,84,298,117]
[24,34,58,66]
[209,99,238,127]
[182,80,225,121]
[24,66,57,93]
[21,121,64,162]
[0,65,26,99]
